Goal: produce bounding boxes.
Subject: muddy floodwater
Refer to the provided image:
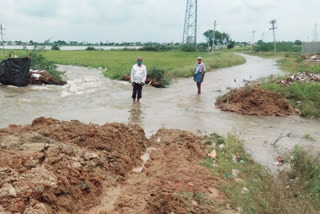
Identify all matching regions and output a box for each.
[1,54,319,168]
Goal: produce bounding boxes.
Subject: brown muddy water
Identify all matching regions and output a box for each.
[0,54,319,169]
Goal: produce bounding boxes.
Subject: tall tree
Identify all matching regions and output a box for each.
[203,30,232,50]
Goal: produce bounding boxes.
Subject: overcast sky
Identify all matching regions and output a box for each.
[0,0,319,43]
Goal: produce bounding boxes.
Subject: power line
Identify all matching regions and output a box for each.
[182,0,198,46]
[251,30,256,51]
[269,19,277,53]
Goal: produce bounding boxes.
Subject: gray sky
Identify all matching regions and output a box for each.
[1,0,319,43]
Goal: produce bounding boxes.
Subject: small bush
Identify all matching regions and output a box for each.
[85,47,96,51]
[148,68,164,81]
[31,50,65,80]
[51,44,60,51]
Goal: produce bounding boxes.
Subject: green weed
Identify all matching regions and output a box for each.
[201,133,320,214]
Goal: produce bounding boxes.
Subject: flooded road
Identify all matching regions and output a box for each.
[1,54,319,168]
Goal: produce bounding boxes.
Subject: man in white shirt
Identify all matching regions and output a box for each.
[130,57,147,103]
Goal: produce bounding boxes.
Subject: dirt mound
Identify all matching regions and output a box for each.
[216,87,297,116]
[94,129,227,214]
[0,117,148,214]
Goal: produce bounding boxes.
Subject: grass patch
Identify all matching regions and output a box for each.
[277,56,320,75]
[261,82,320,118]
[201,133,320,213]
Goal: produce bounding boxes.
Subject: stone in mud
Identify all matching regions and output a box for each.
[0,183,16,197]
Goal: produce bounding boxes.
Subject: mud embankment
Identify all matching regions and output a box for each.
[0,118,147,213]
[216,87,297,116]
[0,118,231,214]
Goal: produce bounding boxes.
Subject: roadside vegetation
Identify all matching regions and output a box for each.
[202,133,320,214]
[236,41,320,118]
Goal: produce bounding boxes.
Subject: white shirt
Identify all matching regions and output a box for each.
[130,64,147,84]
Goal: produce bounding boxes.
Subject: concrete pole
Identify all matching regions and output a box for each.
[211,20,217,53]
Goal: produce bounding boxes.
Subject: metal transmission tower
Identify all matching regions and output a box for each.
[182,0,198,45]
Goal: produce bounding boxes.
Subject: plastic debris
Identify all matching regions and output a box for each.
[232,169,240,178]
[237,207,244,213]
[218,144,224,149]
[225,173,233,179]
[241,187,249,194]
[208,150,217,159]
[277,156,285,164]
[278,72,320,86]
[232,155,237,162]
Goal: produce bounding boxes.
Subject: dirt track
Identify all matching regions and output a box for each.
[0,118,233,214]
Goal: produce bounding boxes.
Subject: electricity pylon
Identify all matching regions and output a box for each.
[182,0,198,46]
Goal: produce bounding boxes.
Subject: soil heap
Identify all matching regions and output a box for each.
[216,87,297,116]
[0,117,147,214]
[0,119,231,214]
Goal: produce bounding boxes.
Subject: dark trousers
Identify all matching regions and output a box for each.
[132,83,143,99]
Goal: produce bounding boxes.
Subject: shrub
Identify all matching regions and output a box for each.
[148,68,165,82]
[85,47,96,51]
[51,44,60,51]
[31,49,65,80]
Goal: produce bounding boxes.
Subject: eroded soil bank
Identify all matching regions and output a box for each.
[0,118,237,214]
[0,118,147,213]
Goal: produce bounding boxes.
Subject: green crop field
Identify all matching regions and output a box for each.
[0,50,246,82]
[42,50,246,80]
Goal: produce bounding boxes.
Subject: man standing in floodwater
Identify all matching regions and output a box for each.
[130,57,147,103]
[193,56,205,94]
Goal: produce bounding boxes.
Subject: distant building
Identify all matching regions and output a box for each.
[302,42,320,55]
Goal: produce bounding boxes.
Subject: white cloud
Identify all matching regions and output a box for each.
[0,0,319,43]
